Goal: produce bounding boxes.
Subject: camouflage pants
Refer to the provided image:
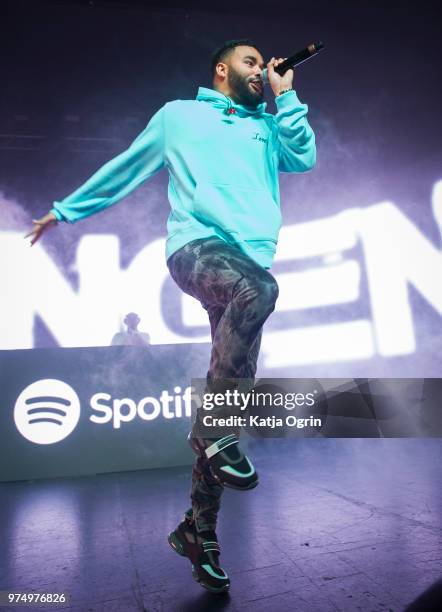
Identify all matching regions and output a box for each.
[167,236,279,532]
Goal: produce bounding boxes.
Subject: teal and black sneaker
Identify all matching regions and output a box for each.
[188,433,258,491]
[168,510,230,594]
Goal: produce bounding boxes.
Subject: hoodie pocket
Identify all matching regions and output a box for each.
[191,182,282,242]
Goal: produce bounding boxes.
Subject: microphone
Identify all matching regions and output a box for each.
[261,42,324,84]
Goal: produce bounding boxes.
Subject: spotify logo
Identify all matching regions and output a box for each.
[14,379,81,444]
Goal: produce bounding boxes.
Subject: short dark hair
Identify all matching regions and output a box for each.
[211,39,259,77]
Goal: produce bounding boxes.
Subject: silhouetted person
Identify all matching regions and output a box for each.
[111,312,151,347]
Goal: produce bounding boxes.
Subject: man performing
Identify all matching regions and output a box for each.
[25,39,316,593]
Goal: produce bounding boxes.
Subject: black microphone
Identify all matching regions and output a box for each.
[261,42,324,84]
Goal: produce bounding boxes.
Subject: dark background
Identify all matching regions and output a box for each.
[1,0,441,376]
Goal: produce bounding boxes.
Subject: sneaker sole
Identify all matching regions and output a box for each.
[208,466,259,491]
[221,478,259,491]
[191,564,230,594]
[168,531,230,594]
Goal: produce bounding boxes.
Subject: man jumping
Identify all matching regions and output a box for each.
[25,39,316,593]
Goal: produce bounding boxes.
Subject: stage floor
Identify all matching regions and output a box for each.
[1,439,442,611]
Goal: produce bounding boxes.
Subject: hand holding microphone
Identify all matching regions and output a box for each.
[263,42,324,97]
[267,57,294,97]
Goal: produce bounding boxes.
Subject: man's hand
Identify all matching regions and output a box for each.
[267,57,294,97]
[24,212,58,246]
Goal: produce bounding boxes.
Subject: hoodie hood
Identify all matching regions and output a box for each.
[196,86,267,117]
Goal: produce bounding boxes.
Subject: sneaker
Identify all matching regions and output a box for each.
[168,511,230,593]
[188,433,258,490]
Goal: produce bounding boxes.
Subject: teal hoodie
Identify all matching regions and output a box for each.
[51,87,316,269]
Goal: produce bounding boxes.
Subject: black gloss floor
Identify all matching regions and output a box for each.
[1,439,442,612]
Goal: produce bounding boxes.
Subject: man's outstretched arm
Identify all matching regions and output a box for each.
[51,106,165,222]
[25,106,166,245]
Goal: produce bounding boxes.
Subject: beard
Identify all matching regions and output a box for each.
[227,65,264,107]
